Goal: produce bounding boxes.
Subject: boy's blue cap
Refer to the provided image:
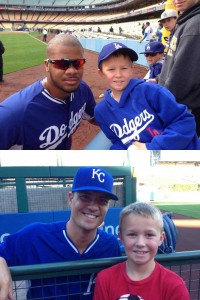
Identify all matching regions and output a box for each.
[72,167,118,200]
[140,41,165,54]
[98,42,138,67]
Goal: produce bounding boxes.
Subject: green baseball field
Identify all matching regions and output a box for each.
[154,202,200,219]
[0,32,46,74]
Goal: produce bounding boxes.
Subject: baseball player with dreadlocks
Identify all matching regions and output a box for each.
[0,34,96,150]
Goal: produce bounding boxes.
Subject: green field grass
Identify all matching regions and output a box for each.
[154,202,200,219]
[0,32,46,74]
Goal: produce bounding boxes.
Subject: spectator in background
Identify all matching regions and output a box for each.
[42,28,48,42]
[158,9,178,47]
[141,22,146,35]
[139,21,153,43]
[155,23,163,42]
[93,202,190,300]
[109,26,114,33]
[0,40,5,83]
[140,41,165,79]
[0,167,121,300]
[157,0,200,136]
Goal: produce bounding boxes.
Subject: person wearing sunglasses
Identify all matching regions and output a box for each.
[140,41,165,80]
[0,34,96,150]
[94,42,200,150]
[152,0,200,137]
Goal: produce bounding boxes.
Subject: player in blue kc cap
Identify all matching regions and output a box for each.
[72,166,118,200]
[0,166,121,299]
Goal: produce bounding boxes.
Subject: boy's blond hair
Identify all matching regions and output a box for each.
[119,202,164,232]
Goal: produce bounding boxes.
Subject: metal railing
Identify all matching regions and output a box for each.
[10,250,200,300]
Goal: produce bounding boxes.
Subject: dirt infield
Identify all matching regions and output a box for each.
[172,213,200,251]
[0,36,148,149]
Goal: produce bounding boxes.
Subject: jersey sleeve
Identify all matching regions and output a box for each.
[0,223,44,266]
[81,81,96,121]
[153,63,163,78]
[0,97,24,149]
[145,85,199,150]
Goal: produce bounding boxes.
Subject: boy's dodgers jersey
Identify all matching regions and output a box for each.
[0,222,121,299]
[94,78,200,150]
[149,59,163,79]
[0,80,95,149]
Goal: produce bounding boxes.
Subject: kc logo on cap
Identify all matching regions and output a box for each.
[92,168,105,183]
[72,167,118,200]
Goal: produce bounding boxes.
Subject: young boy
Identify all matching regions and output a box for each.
[93,202,190,300]
[94,42,200,150]
[140,41,165,79]
[158,9,178,47]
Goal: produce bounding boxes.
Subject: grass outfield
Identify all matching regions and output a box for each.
[154,202,200,219]
[0,32,46,74]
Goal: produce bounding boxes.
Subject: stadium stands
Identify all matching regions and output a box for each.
[0,0,164,41]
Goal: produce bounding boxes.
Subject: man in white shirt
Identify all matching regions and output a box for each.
[139,21,153,42]
[43,29,48,42]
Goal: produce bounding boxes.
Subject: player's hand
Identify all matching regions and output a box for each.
[133,141,147,150]
[0,258,14,300]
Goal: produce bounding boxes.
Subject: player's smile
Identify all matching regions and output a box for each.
[83,212,98,219]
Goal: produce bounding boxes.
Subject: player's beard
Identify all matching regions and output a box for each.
[49,73,82,96]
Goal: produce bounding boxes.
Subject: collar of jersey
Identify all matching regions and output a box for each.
[42,88,74,104]
[62,229,100,254]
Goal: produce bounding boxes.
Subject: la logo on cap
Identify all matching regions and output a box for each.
[114,43,123,50]
[92,168,105,183]
[146,45,151,51]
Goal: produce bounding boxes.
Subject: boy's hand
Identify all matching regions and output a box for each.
[133,141,147,150]
[146,79,157,84]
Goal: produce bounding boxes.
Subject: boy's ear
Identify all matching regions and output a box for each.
[98,68,103,77]
[118,231,122,241]
[159,231,165,246]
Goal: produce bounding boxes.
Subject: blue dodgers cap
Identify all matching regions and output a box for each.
[72,167,118,200]
[98,42,138,67]
[140,41,165,54]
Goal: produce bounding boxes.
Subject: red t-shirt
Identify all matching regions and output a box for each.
[93,261,190,300]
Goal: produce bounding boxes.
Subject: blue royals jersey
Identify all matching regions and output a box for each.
[0,80,95,149]
[0,222,121,299]
[94,78,200,150]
